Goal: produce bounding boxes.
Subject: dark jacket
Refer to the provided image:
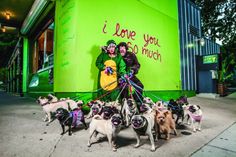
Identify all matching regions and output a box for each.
[122,52,140,75]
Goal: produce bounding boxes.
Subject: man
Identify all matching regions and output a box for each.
[96,40,126,101]
[117,42,144,103]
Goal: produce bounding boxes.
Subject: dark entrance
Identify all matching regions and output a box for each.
[196,55,219,93]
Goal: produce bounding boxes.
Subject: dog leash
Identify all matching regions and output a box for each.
[70,80,118,100]
[128,79,184,112]
[127,80,146,109]
[112,83,128,106]
[125,80,141,114]
[84,87,119,107]
[62,114,72,126]
[128,79,168,103]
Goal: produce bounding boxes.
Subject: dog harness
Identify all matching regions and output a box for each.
[189,112,202,122]
[70,109,84,127]
[133,117,148,135]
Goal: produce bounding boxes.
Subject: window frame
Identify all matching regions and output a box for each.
[32,19,55,74]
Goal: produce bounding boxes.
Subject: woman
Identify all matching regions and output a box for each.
[96,40,126,101]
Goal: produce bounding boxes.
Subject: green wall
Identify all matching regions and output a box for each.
[28,70,53,92]
[22,37,29,94]
[54,0,181,93]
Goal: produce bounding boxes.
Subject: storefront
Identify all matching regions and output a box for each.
[10,0,219,102]
[7,39,23,94]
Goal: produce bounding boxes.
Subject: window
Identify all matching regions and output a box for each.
[32,22,54,73]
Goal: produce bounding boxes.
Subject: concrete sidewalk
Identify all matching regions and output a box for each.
[0,91,236,157]
[191,122,236,157]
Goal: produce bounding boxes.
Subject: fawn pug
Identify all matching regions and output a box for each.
[121,98,139,126]
[131,109,157,151]
[37,96,81,122]
[87,100,104,119]
[87,114,123,151]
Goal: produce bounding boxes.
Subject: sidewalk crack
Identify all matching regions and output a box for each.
[208,144,236,154]
[48,135,64,157]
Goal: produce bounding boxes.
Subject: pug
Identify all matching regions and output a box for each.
[36,96,82,122]
[143,97,155,107]
[55,108,87,136]
[87,114,123,151]
[131,110,157,151]
[155,110,177,140]
[186,105,203,132]
[139,102,152,114]
[87,100,104,119]
[36,96,51,122]
[121,98,139,126]
[176,95,189,106]
[66,99,82,110]
[47,94,58,103]
[153,101,168,111]
[105,100,122,111]
[168,99,184,124]
[101,105,119,120]
[59,97,70,101]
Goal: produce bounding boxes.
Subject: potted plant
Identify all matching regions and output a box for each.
[218,52,235,96]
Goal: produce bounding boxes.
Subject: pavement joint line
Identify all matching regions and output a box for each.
[207,144,236,154]
[189,121,236,156]
[48,134,64,157]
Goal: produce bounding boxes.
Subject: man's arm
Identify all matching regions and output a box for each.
[130,53,140,74]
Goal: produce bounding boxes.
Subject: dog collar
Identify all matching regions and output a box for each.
[41,102,49,106]
[128,105,136,113]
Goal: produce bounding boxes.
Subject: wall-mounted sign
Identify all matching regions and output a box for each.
[29,75,39,87]
[203,55,218,64]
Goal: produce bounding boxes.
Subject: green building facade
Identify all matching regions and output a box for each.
[18,0,194,103]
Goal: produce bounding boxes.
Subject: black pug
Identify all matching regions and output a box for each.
[101,106,119,120]
[55,108,87,136]
[168,99,184,124]
[176,95,189,106]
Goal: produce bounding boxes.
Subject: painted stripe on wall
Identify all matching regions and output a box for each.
[23,37,29,93]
